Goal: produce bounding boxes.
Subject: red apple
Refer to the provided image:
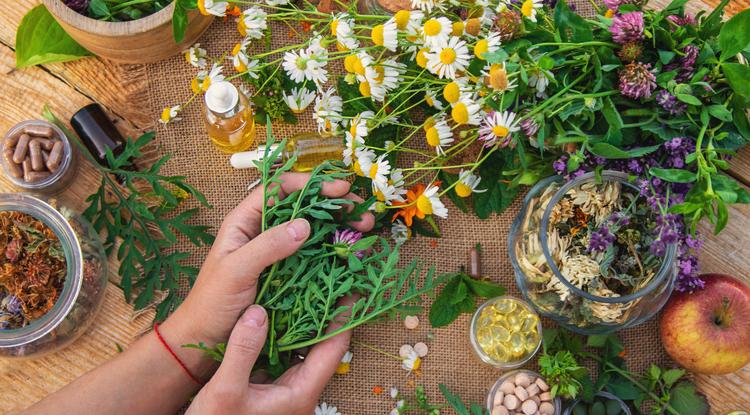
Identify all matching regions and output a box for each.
[660,273,750,374]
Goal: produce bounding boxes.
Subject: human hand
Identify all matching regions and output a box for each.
[160,173,373,378]
[185,303,349,415]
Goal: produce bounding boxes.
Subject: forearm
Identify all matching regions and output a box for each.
[22,311,218,415]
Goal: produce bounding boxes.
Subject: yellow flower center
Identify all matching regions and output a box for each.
[452,102,469,125]
[604,9,615,18]
[369,163,380,179]
[394,10,410,30]
[201,77,212,92]
[336,42,347,52]
[521,0,534,17]
[237,18,247,36]
[344,55,358,73]
[425,94,435,107]
[235,60,247,73]
[232,43,243,56]
[426,127,441,147]
[331,19,339,36]
[474,39,488,60]
[374,189,386,201]
[455,182,473,198]
[451,21,464,36]
[416,49,429,68]
[191,78,201,94]
[416,195,433,215]
[353,58,366,76]
[443,82,460,104]
[353,160,364,176]
[373,66,385,83]
[492,125,509,137]
[371,24,385,46]
[440,48,457,65]
[197,0,209,15]
[160,107,172,123]
[335,362,350,375]
[359,81,372,97]
[350,122,359,139]
[423,19,442,37]
[489,65,509,91]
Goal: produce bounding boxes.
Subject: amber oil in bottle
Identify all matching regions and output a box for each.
[230,132,344,172]
[203,81,256,153]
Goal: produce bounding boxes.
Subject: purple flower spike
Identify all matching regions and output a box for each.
[589,226,615,253]
[333,229,365,258]
[610,12,644,45]
[655,90,687,116]
[619,62,656,100]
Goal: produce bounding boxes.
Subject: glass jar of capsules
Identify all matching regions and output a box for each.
[1,120,78,195]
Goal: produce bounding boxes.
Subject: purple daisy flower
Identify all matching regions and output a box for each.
[332,229,365,258]
[619,62,656,100]
[610,12,644,45]
[520,118,540,138]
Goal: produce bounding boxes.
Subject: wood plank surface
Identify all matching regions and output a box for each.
[1,0,750,414]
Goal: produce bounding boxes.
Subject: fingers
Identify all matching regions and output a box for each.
[286,296,356,397]
[341,194,375,232]
[222,218,311,290]
[213,305,268,387]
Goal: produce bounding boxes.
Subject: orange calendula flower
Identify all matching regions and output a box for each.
[372,386,384,395]
[392,184,427,227]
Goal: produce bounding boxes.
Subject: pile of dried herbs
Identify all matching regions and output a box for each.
[518,178,667,327]
[0,211,66,329]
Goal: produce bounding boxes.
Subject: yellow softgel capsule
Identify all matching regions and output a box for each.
[494,298,517,314]
[509,332,525,355]
[507,313,522,331]
[521,313,539,332]
[491,325,511,343]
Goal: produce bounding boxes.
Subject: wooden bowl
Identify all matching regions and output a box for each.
[42,0,214,64]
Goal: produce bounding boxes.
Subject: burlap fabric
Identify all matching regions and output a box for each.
[146,2,669,412]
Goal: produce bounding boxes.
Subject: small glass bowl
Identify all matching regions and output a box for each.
[470,296,543,369]
[563,391,632,415]
[486,369,561,415]
[1,120,77,195]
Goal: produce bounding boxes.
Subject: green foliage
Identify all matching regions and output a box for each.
[15,5,92,68]
[428,272,505,328]
[43,106,214,320]
[538,349,590,400]
[184,341,227,361]
[252,122,439,371]
[718,8,750,62]
[439,384,488,415]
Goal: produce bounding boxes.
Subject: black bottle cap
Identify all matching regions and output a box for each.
[70,103,125,168]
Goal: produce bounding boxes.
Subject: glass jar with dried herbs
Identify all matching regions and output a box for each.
[510,171,677,334]
[0,193,107,358]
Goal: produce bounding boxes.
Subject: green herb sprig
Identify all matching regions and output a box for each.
[43,106,214,320]
[428,271,506,328]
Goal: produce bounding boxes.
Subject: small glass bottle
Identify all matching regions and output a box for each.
[230,132,344,172]
[203,81,257,154]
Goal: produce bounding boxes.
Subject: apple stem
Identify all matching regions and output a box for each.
[716,296,731,326]
[582,352,681,415]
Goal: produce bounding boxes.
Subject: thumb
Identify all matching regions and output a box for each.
[224,218,311,287]
[214,305,268,386]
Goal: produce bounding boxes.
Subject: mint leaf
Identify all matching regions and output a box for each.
[723,63,750,100]
[462,276,506,298]
[669,381,709,415]
[719,8,750,61]
[429,276,462,327]
[661,368,685,388]
[15,5,92,68]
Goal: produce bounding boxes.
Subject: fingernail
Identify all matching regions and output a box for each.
[241,305,267,327]
[286,218,310,241]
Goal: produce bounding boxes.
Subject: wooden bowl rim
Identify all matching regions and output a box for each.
[42,0,176,37]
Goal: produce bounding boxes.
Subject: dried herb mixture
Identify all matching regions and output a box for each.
[0,211,66,329]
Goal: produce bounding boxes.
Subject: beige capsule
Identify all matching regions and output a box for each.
[413,342,428,357]
[26,171,51,183]
[526,384,540,397]
[514,386,529,401]
[46,140,64,172]
[32,137,55,151]
[539,402,555,415]
[499,381,516,394]
[29,140,44,171]
[12,134,30,164]
[493,391,505,407]
[404,315,420,330]
[514,372,532,388]
[503,394,519,410]
[3,149,22,179]
[535,378,550,392]
[24,124,54,138]
[492,406,509,415]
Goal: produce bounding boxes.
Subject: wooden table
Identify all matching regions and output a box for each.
[1,0,749,413]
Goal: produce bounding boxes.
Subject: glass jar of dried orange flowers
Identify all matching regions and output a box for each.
[509,171,677,334]
[0,193,107,358]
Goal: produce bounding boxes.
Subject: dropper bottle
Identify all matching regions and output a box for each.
[203,81,256,153]
[230,132,344,172]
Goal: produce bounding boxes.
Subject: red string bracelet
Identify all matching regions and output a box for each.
[153,323,202,385]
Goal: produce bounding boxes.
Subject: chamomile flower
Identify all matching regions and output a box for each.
[230,42,254,73]
[391,220,410,244]
[455,170,486,197]
[199,63,225,91]
[483,62,517,92]
[424,90,444,110]
[426,36,470,79]
[343,133,364,166]
[451,94,483,126]
[184,43,207,68]
[307,35,329,61]
[389,400,406,415]
[313,88,343,133]
[394,9,423,32]
[417,184,448,219]
[528,68,553,98]
[352,51,374,78]
[197,0,227,16]
[401,349,422,371]
[373,180,405,206]
[519,0,544,22]
[282,49,326,86]
[238,6,267,39]
[335,351,353,375]
[159,105,181,124]
[442,77,470,104]
[353,149,376,177]
[411,0,436,13]
[372,18,398,52]
[348,111,371,141]
[314,402,341,415]
[365,60,405,102]
[421,17,452,48]
[331,13,358,50]
[478,110,519,147]
[367,154,392,187]
[283,87,316,113]
[474,31,501,60]
[425,117,453,155]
